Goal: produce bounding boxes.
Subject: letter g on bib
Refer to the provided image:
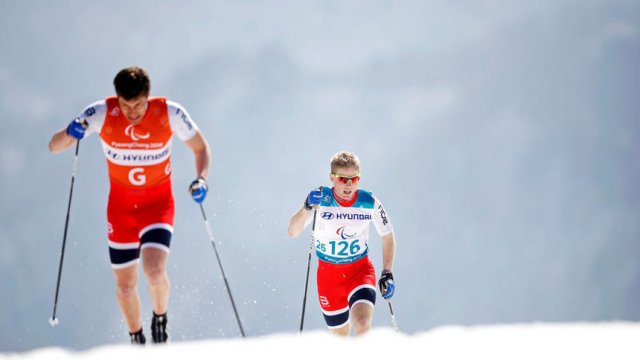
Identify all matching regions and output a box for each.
[128,168,147,186]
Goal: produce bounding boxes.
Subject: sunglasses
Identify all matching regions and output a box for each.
[332,174,360,184]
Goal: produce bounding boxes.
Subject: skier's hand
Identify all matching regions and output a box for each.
[189,176,208,203]
[378,270,395,300]
[66,118,88,140]
[304,188,323,210]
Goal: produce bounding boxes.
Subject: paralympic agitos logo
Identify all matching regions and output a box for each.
[125,124,150,141]
[336,226,356,239]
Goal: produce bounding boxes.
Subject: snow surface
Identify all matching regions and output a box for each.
[3,322,639,360]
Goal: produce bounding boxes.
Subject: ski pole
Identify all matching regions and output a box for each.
[299,208,318,333]
[199,203,246,337]
[49,140,81,326]
[387,300,399,333]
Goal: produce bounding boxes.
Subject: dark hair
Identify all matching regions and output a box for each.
[113,66,150,100]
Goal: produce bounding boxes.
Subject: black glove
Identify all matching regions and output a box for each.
[378,270,395,300]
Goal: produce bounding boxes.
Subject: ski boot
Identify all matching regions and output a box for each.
[151,312,169,343]
[129,328,146,345]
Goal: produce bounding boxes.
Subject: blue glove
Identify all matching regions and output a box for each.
[66,118,87,140]
[378,270,395,300]
[189,176,208,203]
[304,188,323,210]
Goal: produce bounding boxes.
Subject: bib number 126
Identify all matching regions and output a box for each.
[316,239,361,256]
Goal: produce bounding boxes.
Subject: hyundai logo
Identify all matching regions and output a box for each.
[321,212,334,220]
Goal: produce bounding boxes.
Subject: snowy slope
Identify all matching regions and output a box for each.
[4,323,639,360]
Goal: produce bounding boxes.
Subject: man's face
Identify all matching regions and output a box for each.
[118,95,148,123]
[330,166,360,201]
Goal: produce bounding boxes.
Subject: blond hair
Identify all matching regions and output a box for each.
[330,151,360,173]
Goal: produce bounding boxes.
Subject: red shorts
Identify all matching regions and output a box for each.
[316,256,377,328]
[107,179,175,268]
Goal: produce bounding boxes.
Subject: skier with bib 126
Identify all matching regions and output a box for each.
[287,151,397,336]
[49,66,211,344]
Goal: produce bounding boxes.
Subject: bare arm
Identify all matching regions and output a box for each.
[48,128,77,153]
[184,131,211,179]
[381,231,396,272]
[288,206,313,237]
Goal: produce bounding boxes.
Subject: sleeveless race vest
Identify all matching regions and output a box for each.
[99,97,173,188]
